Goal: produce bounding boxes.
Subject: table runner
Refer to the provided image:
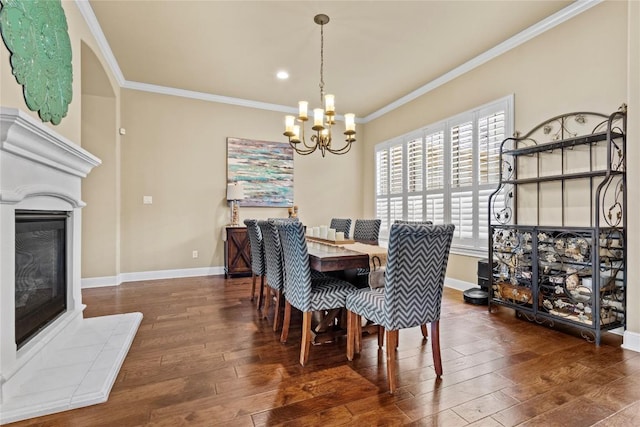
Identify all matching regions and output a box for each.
[342,242,387,269]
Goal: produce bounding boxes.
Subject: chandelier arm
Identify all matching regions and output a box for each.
[326,141,353,155]
[289,141,317,155]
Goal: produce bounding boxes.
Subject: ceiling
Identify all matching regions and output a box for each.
[87,0,576,119]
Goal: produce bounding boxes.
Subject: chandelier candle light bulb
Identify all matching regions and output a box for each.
[282,14,356,157]
[313,109,324,130]
[285,115,295,135]
[299,101,308,120]
[325,94,335,115]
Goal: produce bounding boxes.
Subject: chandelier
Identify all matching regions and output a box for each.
[283,14,356,157]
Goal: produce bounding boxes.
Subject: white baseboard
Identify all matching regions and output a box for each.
[81,266,225,288]
[444,277,476,292]
[622,330,640,353]
[82,276,120,288]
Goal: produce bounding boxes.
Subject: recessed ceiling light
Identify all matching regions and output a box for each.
[276,70,289,80]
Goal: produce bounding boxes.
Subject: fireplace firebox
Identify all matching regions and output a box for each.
[14,210,68,348]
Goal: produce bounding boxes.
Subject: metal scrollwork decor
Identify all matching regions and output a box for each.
[0,0,73,125]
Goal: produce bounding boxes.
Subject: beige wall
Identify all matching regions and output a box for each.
[81,94,118,277]
[362,1,628,286]
[118,89,363,273]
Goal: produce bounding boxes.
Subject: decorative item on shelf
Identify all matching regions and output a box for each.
[282,14,356,157]
[287,205,299,219]
[226,182,245,226]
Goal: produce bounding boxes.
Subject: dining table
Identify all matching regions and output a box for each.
[306,241,371,272]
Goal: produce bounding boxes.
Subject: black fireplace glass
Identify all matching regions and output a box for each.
[15,210,68,348]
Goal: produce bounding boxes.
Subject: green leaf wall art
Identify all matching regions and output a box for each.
[0,0,73,125]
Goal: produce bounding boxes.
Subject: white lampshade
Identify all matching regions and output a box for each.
[226,182,245,201]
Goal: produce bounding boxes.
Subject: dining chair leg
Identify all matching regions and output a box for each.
[280,301,292,343]
[354,313,363,354]
[257,275,265,310]
[273,290,283,332]
[251,273,256,301]
[431,320,443,378]
[300,311,312,366]
[347,310,355,361]
[421,324,429,340]
[386,329,399,394]
[262,286,271,319]
[378,325,385,349]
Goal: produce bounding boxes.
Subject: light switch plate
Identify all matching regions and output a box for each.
[143,196,152,204]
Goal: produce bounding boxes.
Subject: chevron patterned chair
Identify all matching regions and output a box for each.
[353,219,381,245]
[352,219,382,286]
[277,221,357,366]
[346,223,455,393]
[244,219,266,308]
[394,220,433,225]
[257,220,287,331]
[330,218,352,239]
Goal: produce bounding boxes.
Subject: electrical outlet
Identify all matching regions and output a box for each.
[143,196,153,205]
[192,250,198,259]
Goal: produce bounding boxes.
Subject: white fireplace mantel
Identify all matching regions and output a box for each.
[0,108,142,424]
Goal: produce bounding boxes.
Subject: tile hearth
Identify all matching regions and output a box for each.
[0,312,142,424]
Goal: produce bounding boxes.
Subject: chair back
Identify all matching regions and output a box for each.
[258,219,285,291]
[277,221,313,311]
[268,217,300,223]
[330,218,352,239]
[244,219,265,276]
[383,223,454,330]
[353,219,381,244]
[394,220,433,225]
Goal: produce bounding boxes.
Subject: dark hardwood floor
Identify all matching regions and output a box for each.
[8,275,640,426]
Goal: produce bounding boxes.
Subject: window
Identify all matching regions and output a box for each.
[374,95,513,256]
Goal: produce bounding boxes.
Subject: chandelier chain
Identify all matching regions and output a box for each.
[319,22,325,104]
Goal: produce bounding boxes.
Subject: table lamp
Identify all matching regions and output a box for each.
[226,182,245,226]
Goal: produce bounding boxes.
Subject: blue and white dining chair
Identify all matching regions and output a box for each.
[330,218,352,239]
[258,219,286,331]
[353,219,382,286]
[277,221,357,366]
[353,219,381,245]
[346,223,454,393]
[244,219,265,308]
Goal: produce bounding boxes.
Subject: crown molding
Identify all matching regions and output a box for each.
[76,0,601,124]
[75,0,125,86]
[363,0,602,122]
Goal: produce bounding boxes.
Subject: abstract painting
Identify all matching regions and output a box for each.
[227,137,294,207]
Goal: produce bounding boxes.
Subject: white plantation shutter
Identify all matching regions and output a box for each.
[479,111,504,185]
[451,121,474,188]
[425,194,444,224]
[376,150,388,196]
[478,188,503,241]
[425,131,444,190]
[407,138,423,192]
[389,145,403,194]
[451,191,474,240]
[374,95,512,254]
[376,198,389,235]
[407,195,423,222]
[390,197,403,224]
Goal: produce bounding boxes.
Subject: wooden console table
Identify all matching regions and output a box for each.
[224,226,251,278]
